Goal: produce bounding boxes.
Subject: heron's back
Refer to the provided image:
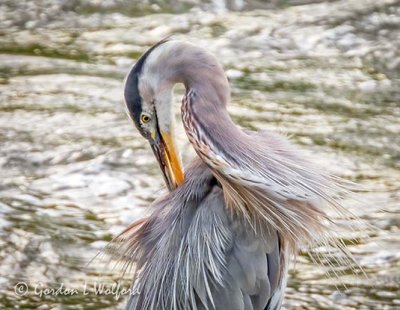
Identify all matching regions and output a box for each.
[121,158,286,310]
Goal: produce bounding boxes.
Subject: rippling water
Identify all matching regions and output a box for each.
[0,0,399,309]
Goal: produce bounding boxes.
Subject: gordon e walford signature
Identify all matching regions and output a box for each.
[14,281,141,300]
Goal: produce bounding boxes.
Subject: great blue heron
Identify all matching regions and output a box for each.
[117,38,352,310]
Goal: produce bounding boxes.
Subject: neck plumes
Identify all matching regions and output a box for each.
[145,41,353,261]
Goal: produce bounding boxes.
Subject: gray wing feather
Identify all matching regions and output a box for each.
[122,158,285,310]
[218,219,282,310]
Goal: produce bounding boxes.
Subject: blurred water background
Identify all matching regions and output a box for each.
[0,0,399,309]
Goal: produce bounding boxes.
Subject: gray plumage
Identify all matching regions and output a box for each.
[115,39,354,310]
[120,158,285,310]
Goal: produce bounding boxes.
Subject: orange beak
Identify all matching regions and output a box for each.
[150,128,184,191]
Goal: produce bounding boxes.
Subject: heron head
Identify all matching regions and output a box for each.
[124,40,184,191]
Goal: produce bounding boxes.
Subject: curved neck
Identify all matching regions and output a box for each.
[143,41,231,109]
[142,40,242,166]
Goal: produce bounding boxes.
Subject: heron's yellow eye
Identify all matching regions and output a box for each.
[141,114,151,123]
